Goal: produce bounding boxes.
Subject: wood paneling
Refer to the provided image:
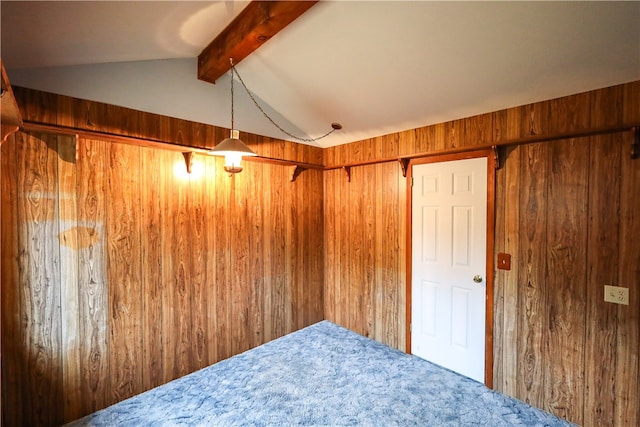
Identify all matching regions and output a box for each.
[323,161,405,349]
[14,86,324,166]
[324,81,640,169]
[1,126,324,424]
[2,81,639,427]
[324,81,639,426]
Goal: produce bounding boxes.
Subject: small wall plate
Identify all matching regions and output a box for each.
[497,253,511,270]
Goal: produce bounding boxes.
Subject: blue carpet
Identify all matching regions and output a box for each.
[67,321,573,426]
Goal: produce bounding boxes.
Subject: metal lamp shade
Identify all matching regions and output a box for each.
[210,130,257,174]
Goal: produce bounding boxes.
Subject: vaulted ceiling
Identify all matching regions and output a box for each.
[2,1,639,147]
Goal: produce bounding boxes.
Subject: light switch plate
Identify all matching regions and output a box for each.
[604,285,629,305]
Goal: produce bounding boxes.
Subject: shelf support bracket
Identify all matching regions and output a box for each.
[493,145,507,169]
[183,152,195,174]
[289,165,307,182]
[398,158,410,177]
[343,166,351,182]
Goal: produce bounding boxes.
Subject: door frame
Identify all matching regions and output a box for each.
[405,148,496,387]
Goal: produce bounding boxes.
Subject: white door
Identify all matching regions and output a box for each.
[411,157,487,383]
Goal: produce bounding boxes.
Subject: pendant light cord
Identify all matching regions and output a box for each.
[229,59,340,143]
[230,61,235,131]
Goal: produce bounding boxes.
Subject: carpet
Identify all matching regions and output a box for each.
[67,320,573,426]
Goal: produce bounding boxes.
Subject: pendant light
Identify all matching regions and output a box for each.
[210,59,256,174]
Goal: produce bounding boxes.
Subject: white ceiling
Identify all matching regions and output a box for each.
[2,1,639,148]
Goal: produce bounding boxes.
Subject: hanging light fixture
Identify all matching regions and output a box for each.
[210,59,257,174]
[210,58,342,175]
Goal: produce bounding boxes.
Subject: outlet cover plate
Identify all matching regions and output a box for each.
[604,285,629,305]
[497,253,511,270]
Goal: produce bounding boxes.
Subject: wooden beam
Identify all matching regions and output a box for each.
[197,1,318,84]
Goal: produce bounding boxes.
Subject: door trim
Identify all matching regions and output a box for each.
[405,148,496,387]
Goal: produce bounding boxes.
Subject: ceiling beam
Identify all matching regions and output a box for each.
[197,1,318,84]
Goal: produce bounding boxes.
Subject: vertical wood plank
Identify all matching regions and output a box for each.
[230,171,250,354]
[204,154,219,364]
[76,138,109,417]
[213,158,232,362]
[261,162,273,343]
[140,146,164,390]
[616,130,640,427]
[384,161,400,349]
[544,138,588,424]
[160,149,177,382]
[170,150,193,377]
[306,168,325,325]
[284,167,296,332]
[340,166,353,331]
[269,164,287,339]
[17,133,63,425]
[1,134,22,426]
[335,168,346,328]
[373,164,384,343]
[323,168,337,323]
[189,152,209,370]
[349,167,366,335]
[362,165,376,338]
[493,150,507,390]
[247,161,264,347]
[516,142,549,408]
[622,81,640,123]
[395,160,406,351]
[291,167,306,331]
[590,85,624,129]
[350,165,364,335]
[584,134,621,426]
[106,142,143,404]
[500,146,521,396]
[57,135,81,423]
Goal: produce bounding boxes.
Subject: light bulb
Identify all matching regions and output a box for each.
[224,152,243,173]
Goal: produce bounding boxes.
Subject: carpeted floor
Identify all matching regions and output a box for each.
[67,321,574,426]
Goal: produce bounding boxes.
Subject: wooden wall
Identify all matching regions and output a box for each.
[2,82,639,427]
[323,162,406,349]
[323,81,639,426]
[1,89,324,425]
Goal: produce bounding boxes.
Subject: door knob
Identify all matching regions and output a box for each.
[473,275,483,283]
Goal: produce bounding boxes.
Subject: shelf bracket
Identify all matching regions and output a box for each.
[182,152,195,174]
[493,145,507,169]
[343,166,351,182]
[289,165,307,182]
[398,158,410,177]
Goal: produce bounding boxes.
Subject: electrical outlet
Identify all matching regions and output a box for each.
[604,285,629,305]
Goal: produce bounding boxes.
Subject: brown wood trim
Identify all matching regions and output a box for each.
[325,122,640,170]
[485,149,496,389]
[197,1,318,83]
[20,120,324,170]
[405,148,495,387]
[405,162,414,354]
